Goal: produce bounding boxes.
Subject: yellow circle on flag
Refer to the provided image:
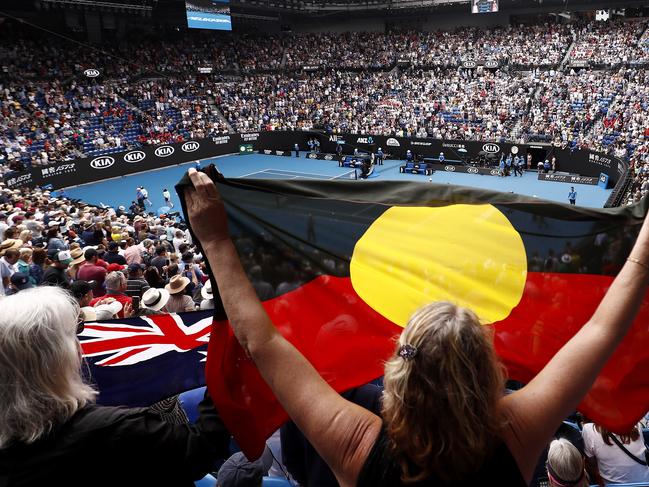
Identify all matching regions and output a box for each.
[350,205,527,327]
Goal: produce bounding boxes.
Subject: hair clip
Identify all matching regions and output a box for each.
[398,344,418,361]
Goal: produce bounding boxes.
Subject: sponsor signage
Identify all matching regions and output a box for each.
[386,138,400,147]
[241,133,260,142]
[484,60,499,69]
[90,156,115,170]
[124,151,146,163]
[154,146,175,158]
[482,143,500,154]
[198,66,213,74]
[538,173,599,185]
[412,141,432,146]
[182,141,200,153]
[588,153,612,169]
[4,172,33,189]
[83,69,100,78]
[41,164,76,178]
[213,135,231,145]
[303,65,319,72]
[356,137,374,144]
[462,60,477,69]
[239,144,254,154]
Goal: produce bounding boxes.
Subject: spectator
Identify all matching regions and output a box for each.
[29,247,47,285]
[141,287,170,314]
[70,280,95,308]
[123,237,143,265]
[583,422,649,485]
[145,265,167,288]
[8,272,34,295]
[103,241,127,266]
[164,274,196,313]
[200,280,214,310]
[89,271,132,318]
[77,248,107,297]
[184,168,649,487]
[16,248,32,276]
[217,448,273,487]
[126,263,150,299]
[41,250,73,289]
[0,286,231,484]
[150,246,169,275]
[546,438,589,487]
[67,247,86,281]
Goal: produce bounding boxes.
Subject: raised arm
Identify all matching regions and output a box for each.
[500,214,649,481]
[183,169,381,486]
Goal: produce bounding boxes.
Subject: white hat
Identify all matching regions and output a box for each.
[142,288,170,311]
[201,280,214,300]
[94,301,123,320]
[80,306,97,322]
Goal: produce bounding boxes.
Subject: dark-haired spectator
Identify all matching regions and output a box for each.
[46,227,68,256]
[104,241,127,266]
[126,264,150,299]
[583,422,649,485]
[42,250,73,289]
[70,280,94,308]
[150,246,169,275]
[8,272,35,295]
[77,248,107,297]
[123,237,143,265]
[145,265,167,289]
[1,248,20,295]
[29,247,47,285]
[217,447,273,487]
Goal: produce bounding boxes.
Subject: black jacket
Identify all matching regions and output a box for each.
[0,393,230,486]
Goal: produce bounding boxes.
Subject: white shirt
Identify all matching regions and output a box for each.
[162,190,171,200]
[0,257,17,296]
[583,423,649,485]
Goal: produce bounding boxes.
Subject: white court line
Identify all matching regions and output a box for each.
[238,169,270,178]
[263,169,342,178]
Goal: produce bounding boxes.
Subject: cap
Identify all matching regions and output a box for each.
[53,250,73,265]
[216,447,273,487]
[106,263,125,273]
[10,272,33,291]
[128,263,145,273]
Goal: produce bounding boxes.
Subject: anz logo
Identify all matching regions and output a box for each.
[182,141,200,153]
[155,146,175,158]
[482,143,500,154]
[90,156,115,170]
[124,151,146,163]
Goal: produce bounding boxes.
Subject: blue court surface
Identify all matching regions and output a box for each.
[64,153,612,210]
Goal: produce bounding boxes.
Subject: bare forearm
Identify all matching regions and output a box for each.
[203,239,277,355]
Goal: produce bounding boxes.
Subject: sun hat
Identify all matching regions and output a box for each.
[165,274,191,295]
[94,300,123,320]
[70,247,85,266]
[141,287,170,311]
[201,279,214,301]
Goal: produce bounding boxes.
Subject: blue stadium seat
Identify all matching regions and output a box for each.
[262,477,293,486]
[178,386,207,423]
[195,473,217,487]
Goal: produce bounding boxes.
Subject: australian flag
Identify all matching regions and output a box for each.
[79,311,213,406]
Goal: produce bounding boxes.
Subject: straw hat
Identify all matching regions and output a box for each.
[165,274,191,295]
[0,239,22,256]
[142,288,170,311]
[70,247,85,266]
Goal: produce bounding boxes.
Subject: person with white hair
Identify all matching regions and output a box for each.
[0,286,231,485]
[184,167,649,487]
[546,438,589,487]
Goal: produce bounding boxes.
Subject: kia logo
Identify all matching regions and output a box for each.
[490,169,500,176]
[182,141,200,153]
[324,155,333,160]
[124,151,146,163]
[90,156,115,169]
[445,165,456,172]
[84,69,100,78]
[308,153,317,159]
[467,167,479,174]
[482,143,500,154]
[155,146,175,157]
[484,60,499,69]
[463,61,477,69]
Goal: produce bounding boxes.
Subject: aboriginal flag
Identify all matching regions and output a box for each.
[177,170,649,459]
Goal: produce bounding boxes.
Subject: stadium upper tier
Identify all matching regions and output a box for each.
[0,19,648,205]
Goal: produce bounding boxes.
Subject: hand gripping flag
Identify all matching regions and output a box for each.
[79,311,213,406]
[176,171,649,459]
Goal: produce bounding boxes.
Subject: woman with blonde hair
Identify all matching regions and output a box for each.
[18,229,32,247]
[0,286,230,485]
[547,439,589,487]
[184,168,649,486]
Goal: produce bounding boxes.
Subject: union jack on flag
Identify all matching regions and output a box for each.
[79,311,214,407]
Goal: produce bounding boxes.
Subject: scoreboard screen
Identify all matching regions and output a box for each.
[186,0,232,31]
[471,0,499,13]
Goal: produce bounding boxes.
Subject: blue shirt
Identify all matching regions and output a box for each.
[568,190,577,200]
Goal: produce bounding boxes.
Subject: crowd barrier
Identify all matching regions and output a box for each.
[3,131,628,198]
